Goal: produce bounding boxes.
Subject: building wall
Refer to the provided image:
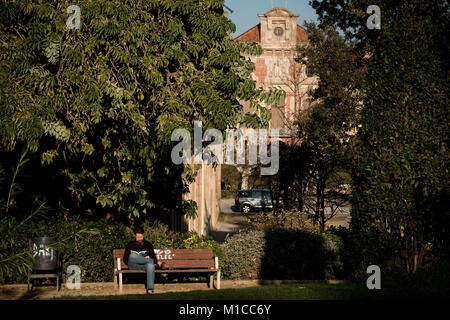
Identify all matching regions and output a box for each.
[235,7,318,138]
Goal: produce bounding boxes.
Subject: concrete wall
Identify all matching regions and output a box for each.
[183,163,221,236]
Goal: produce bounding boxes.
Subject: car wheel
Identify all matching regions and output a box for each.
[241,204,251,214]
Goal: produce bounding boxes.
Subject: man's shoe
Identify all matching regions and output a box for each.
[146,289,154,294]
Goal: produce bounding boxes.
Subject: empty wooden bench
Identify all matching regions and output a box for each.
[113,248,221,290]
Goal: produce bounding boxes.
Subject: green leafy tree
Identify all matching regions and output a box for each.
[350,5,449,272]
[310,0,448,50]
[0,0,284,222]
[295,23,362,231]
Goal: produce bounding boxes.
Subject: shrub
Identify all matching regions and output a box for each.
[221,189,237,199]
[222,229,343,280]
[325,225,368,280]
[0,214,132,284]
[248,209,320,234]
[321,230,344,252]
[0,214,38,284]
[221,231,265,280]
[141,220,178,249]
[182,235,230,279]
[382,262,450,298]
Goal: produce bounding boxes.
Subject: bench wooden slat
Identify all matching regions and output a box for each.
[117,269,219,274]
[113,249,214,259]
[114,249,213,255]
[160,253,214,260]
[161,260,214,269]
[115,270,146,274]
[155,269,219,273]
[154,249,214,260]
[114,260,214,270]
[155,249,214,254]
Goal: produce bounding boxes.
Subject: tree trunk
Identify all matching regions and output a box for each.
[236,165,257,190]
[320,192,326,232]
[314,174,327,232]
[241,172,249,190]
[314,177,321,225]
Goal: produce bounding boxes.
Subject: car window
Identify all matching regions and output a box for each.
[238,191,249,197]
[262,191,271,200]
[251,190,262,198]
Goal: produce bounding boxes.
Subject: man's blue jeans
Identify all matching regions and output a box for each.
[127,253,155,290]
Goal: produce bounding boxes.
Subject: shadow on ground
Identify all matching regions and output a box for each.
[211,205,254,243]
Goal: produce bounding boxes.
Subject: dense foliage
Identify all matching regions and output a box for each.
[247,208,320,234]
[309,0,449,272]
[294,23,362,231]
[311,0,448,50]
[305,0,449,275]
[0,0,284,223]
[350,9,449,272]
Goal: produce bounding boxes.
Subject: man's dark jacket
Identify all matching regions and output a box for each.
[123,240,157,265]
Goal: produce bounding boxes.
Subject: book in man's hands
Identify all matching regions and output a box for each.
[131,250,148,257]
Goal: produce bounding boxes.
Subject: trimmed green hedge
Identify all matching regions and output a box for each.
[221,229,343,280]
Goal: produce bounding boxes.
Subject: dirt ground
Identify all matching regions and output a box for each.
[0,279,286,300]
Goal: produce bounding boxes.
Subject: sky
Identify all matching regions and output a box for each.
[224,0,319,37]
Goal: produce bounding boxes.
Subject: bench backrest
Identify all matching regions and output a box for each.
[113,248,215,270]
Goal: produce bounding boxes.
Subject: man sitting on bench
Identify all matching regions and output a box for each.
[123,226,163,293]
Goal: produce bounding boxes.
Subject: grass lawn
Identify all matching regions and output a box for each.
[56,281,446,300]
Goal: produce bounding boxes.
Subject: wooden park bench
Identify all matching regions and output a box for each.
[113,248,221,291]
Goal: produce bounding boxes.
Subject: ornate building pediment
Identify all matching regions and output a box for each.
[258,7,300,49]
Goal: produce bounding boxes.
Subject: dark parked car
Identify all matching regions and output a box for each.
[235,189,279,214]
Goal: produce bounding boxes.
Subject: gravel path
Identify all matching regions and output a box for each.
[210,199,250,243]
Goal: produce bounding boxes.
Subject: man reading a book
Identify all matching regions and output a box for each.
[123,226,162,293]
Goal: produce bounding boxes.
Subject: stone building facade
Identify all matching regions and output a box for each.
[235,7,318,139]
